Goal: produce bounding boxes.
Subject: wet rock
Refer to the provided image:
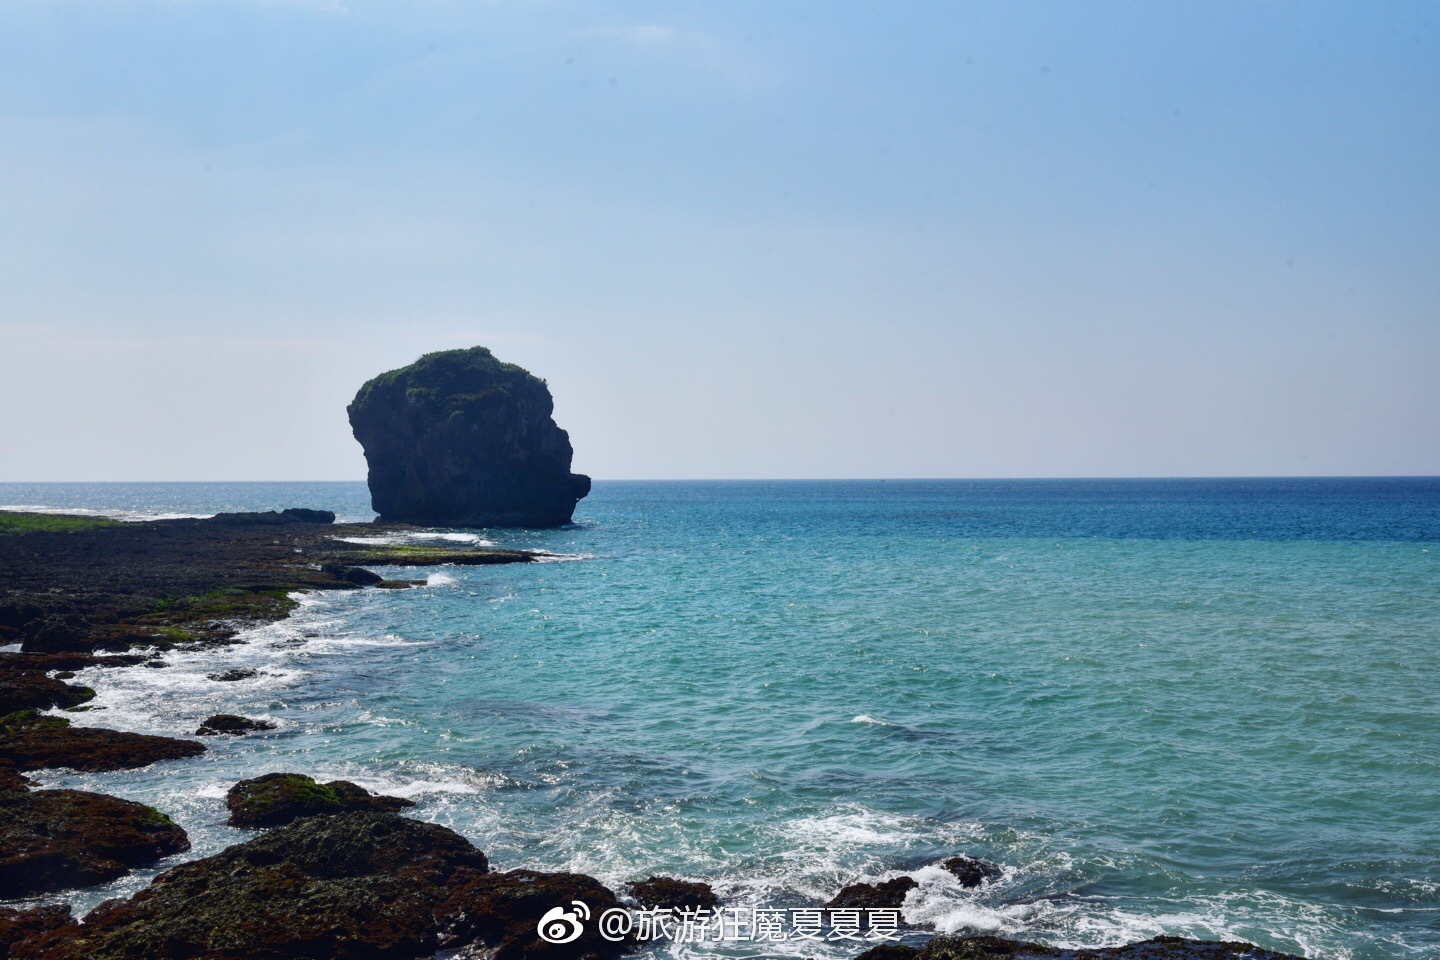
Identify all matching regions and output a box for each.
[38,812,490,960]
[195,715,276,737]
[21,616,95,655]
[226,772,414,828]
[918,937,1032,959]
[0,672,94,715]
[0,905,78,960]
[0,765,32,792]
[0,653,143,673]
[627,876,719,911]
[206,668,257,682]
[437,867,632,960]
[855,946,920,960]
[0,711,205,774]
[1,512,535,659]
[0,789,189,898]
[910,934,1305,959]
[348,346,591,528]
[320,563,385,586]
[282,508,336,524]
[209,509,334,526]
[941,855,1001,888]
[827,876,918,910]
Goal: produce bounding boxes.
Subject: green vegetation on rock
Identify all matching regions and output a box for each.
[0,513,120,536]
[226,773,414,828]
[138,588,301,647]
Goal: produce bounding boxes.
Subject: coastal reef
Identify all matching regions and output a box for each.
[2,811,635,960]
[0,509,535,661]
[348,347,591,528]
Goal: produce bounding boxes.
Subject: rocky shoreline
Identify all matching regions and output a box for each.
[0,510,1304,960]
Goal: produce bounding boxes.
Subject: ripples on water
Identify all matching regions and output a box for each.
[2,479,1438,960]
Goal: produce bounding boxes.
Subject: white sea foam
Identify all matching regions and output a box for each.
[789,811,909,848]
[532,551,593,563]
[850,714,896,726]
[334,531,497,547]
[300,633,421,652]
[899,863,1033,935]
[0,504,212,521]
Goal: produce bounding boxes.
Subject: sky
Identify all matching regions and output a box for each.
[0,1,1436,481]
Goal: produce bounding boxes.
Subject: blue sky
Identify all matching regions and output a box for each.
[0,1,1435,479]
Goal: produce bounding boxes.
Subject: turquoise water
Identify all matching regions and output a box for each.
[2,480,1437,959]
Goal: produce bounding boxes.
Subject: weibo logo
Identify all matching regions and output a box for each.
[536,901,591,944]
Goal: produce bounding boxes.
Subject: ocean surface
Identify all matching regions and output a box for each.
[1,479,1437,960]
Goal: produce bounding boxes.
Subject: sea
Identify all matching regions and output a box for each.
[1,479,1437,960]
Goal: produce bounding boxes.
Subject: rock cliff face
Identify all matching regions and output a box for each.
[348,347,591,528]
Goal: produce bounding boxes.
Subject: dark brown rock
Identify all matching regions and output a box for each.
[0,905,78,960]
[942,855,1002,888]
[855,946,921,960]
[436,867,632,960]
[827,876,918,910]
[0,672,94,715]
[207,668,258,682]
[321,564,385,586]
[0,765,32,792]
[0,789,189,898]
[348,347,591,528]
[0,653,144,673]
[35,812,490,960]
[209,509,334,526]
[21,617,95,656]
[0,711,205,774]
[281,508,336,524]
[195,714,276,736]
[226,772,414,828]
[627,875,719,911]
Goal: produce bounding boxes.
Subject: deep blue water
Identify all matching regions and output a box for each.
[2,479,1437,960]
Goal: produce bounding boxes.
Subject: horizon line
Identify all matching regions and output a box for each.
[2,475,1438,484]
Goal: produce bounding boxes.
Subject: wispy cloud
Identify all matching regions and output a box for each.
[581,24,684,47]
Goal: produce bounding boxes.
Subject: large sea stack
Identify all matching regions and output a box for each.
[348,347,591,528]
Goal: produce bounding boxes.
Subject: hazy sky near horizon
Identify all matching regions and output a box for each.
[1,1,1436,480]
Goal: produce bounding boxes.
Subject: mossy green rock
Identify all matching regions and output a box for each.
[348,347,591,528]
[226,773,414,828]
